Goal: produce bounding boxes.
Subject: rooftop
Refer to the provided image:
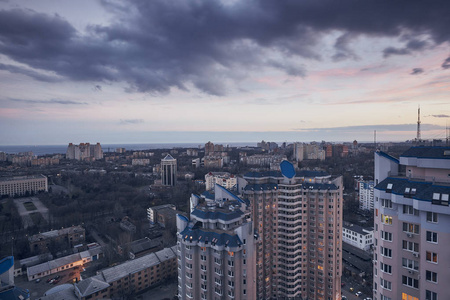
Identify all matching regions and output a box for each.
[179,225,243,248]
[343,223,373,235]
[400,146,450,159]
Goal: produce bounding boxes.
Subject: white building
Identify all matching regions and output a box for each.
[359,180,374,211]
[0,175,48,197]
[161,154,177,186]
[342,223,373,251]
[204,172,237,191]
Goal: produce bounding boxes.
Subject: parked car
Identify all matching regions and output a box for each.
[54,275,61,280]
[356,291,362,297]
[349,287,354,292]
[48,279,55,284]
[35,279,41,283]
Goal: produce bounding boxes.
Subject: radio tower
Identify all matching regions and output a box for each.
[416,105,421,142]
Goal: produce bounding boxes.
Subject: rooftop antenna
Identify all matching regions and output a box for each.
[416,105,421,142]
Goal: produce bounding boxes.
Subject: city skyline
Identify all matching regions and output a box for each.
[1,0,449,145]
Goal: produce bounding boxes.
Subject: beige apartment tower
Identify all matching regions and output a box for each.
[242,161,343,300]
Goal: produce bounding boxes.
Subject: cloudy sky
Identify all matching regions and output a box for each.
[0,0,449,145]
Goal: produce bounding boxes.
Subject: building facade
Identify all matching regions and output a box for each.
[176,185,256,300]
[66,143,103,161]
[359,180,375,211]
[373,147,450,300]
[342,223,373,251]
[243,161,343,300]
[205,172,237,191]
[161,154,177,186]
[29,225,85,254]
[0,174,48,197]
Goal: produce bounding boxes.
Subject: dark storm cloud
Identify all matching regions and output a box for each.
[1,0,450,96]
[442,56,450,69]
[8,98,88,105]
[410,68,424,75]
[0,63,61,82]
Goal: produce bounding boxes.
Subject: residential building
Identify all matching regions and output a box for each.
[66,143,103,161]
[359,180,375,211]
[205,141,215,154]
[161,154,177,186]
[176,184,256,300]
[39,246,177,300]
[342,223,373,251]
[28,225,85,254]
[205,172,237,191]
[203,155,224,168]
[243,161,343,300]
[0,174,48,197]
[147,204,185,228]
[373,147,450,300]
[118,237,163,259]
[132,158,150,166]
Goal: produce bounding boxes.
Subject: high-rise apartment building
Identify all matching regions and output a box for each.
[373,147,450,300]
[242,161,343,300]
[359,180,374,211]
[176,184,256,300]
[161,154,177,186]
[66,142,103,161]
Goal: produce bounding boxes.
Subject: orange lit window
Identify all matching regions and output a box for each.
[402,293,418,300]
[318,266,323,270]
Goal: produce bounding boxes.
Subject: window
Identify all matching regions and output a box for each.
[403,205,419,216]
[381,246,392,258]
[402,275,419,288]
[427,212,438,223]
[214,258,222,265]
[381,214,393,225]
[426,290,438,300]
[380,262,392,274]
[214,287,223,295]
[402,293,419,300]
[426,271,438,283]
[214,267,223,275]
[380,295,391,300]
[402,240,419,252]
[426,231,438,243]
[381,199,393,208]
[381,231,392,241]
[403,222,419,234]
[215,278,222,285]
[380,278,392,290]
[426,251,438,263]
[201,255,206,261]
[402,258,419,270]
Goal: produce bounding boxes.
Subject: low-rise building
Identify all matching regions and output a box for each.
[27,247,102,281]
[29,226,85,254]
[147,204,185,229]
[342,223,373,251]
[204,172,237,191]
[0,174,48,197]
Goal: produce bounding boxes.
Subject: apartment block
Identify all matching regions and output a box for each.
[243,161,343,300]
[176,184,256,300]
[359,180,375,211]
[342,223,373,251]
[205,172,237,191]
[0,174,48,197]
[66,143,103,161]
[373,147,450,300]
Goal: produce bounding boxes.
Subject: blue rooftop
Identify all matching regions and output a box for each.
[280,160,296,178]
[180,226,242,248]
[191,208,244,222]
[376,151,399,163]
[401,146,450,160]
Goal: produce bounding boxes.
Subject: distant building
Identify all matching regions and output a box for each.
[131,158,150,166]
[0,151,6,161]
[240,154,286,167]
[28,225,85,254]
[342,223,373,251]
[116,147,126,153]
[31,157,60,166]
[0,174,48,197]
[186,149,199,156]
[118,237,163,259]
[203,155,224,168]
[161,154,177,186]
[204,172,237,191]
[204,141,215,154]
[147,204,184,228]
[66,143,103,161]
[358,180,374,211]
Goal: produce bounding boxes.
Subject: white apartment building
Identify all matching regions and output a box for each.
[359,180,375,211]
[204,172,237,191]
[342,223,373,251]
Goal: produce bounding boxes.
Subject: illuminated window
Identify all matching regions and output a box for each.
[402,293,418,300]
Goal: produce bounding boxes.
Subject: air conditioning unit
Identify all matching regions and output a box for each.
[408,270,413,274]
[407,233,413,238]
[413,252,419,258]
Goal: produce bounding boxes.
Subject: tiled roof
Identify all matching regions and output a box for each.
[179,226,243,248]
[75,275,110,297]
[401,146,450,159]
[191,208,243,222]
[375,177,450,202]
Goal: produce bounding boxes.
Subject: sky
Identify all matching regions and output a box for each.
[0,0,449,145]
